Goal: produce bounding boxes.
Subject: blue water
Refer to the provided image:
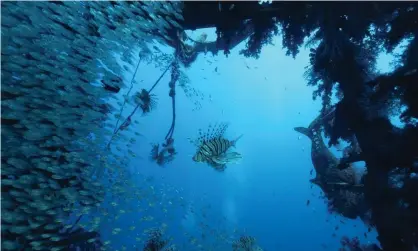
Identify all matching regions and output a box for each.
[91,29,399,251]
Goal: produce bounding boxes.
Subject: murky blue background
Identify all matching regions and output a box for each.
[97,28,401,251]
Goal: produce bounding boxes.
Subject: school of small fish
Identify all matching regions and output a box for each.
[0,1,255,250]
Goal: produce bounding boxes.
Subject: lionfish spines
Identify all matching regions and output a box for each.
[133,89,158,114]
[190,122,242,171]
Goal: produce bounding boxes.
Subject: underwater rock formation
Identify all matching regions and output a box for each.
[295,110,368,219]
[143,228,176,251]
[232,235,264,251]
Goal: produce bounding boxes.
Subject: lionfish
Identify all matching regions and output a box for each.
[189,122,243,171]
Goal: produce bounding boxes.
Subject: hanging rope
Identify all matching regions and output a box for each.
[114,57,141,133]
[149,63,171,94]
[165,60,179,140]
[165,93,176,140]
[107,62,172,149]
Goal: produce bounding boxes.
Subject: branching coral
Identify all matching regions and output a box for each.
[149,138,177,166]
[337,142,364,170]
[176,31,199,67]
[325,188,366,219]
[143,228,175,251]
[215,11,244,57]
[339,190,363,209]
[232,236,264,251]
[326,166,357,185]
[240,16,279,59]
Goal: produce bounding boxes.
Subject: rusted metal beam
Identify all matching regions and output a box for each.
[193,21,254,55]
[181,1,278,30]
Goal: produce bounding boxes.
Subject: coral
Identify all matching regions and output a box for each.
[143,229,175,251]
[232,236,263,251]
[339,190,362,209]
[240,16,279,59]
[340,236,361,250]
[150,138,177,167]
[340,236,382,251]
[326,167,357,185]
